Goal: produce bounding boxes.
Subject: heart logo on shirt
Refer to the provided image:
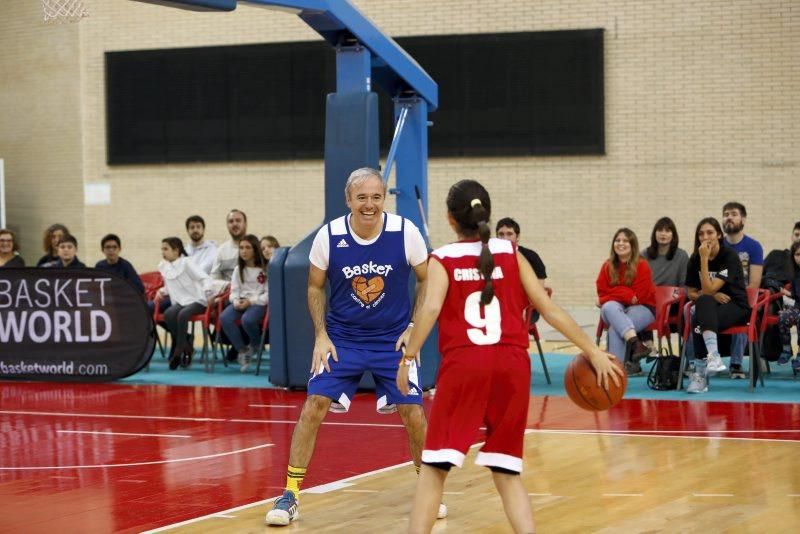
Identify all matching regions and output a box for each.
[352,275,384,304]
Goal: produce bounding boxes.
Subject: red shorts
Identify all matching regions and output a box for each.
[422,345,531,473]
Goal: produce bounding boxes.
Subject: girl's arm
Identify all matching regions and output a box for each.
[522,252,622,388]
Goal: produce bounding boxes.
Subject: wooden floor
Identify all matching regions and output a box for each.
[165,430,800,533]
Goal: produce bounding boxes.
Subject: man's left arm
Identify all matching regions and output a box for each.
[395,260,428,352]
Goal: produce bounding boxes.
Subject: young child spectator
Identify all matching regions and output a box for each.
[37,223,69,266]
[777,241,800,369]
[220,234,268,372]
[0,229,25,267]
[596,228,656,375]
[260,235,280,263]
[685,217,750,394]
[95,234,145,294]
[185,215,217,274]
[156,237,214,370]
[640,217,689,353]
[46,234,85,269]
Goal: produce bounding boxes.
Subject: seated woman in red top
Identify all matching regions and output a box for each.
[596,228,657,374]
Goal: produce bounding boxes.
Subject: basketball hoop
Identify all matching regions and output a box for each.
[42,0,89,23]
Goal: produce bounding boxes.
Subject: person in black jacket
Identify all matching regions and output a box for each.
[777,240,800,368]
[95,234,145,294]
[45,234,85,269]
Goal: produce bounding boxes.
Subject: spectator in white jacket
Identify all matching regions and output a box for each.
[157,237,214,370]
[219,234,268,372]
[185,215,217,274]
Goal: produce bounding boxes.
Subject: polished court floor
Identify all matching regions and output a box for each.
[1,381,799,532]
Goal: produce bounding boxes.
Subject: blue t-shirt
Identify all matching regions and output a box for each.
[725,234,763,287]
[325,214,412,351]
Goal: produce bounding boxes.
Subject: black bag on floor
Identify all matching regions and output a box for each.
[646,351,681,390]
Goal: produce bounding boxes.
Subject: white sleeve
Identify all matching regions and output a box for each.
[308,227,330,271]
[404,220,429,266]
[229,266,241,302]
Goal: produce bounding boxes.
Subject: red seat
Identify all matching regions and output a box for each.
[139,271,163,301]
[677,287,766,392]
[154,290,228,373]
[595,285,683,358]
[523,287,553,385]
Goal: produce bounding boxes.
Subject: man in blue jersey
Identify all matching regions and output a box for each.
[722,202,763,379]
[267,168,445,526]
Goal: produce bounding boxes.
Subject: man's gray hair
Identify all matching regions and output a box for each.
[344,167,386,201]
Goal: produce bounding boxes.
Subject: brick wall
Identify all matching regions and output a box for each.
[0,0,796,305]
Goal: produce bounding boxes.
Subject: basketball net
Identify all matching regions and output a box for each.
[42,0,89,23]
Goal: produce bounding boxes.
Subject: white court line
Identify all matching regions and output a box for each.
[57,430,191,439]
[0,443,272,470]
[0,410,225,423]
[9,411,796,440]
[229,419,406,428]
[212,514,236,519]
[248,404,297,408]
[541,429,800,434]
[529,429,800,444]
[140,460,415,533]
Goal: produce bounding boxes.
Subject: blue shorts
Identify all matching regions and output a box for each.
[307,346,422,414]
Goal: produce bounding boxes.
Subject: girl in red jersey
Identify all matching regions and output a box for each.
[397,180,622,534]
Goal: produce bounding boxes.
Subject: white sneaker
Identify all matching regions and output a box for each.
[238,346,253,372]
[686,372,708,394]
[705,353,726,375]
[437,502,448,519]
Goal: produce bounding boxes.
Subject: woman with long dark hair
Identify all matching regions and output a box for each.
[396,179,621,533]
[596,228,657,374]
[156,237,214,370]
[643,217,688,286]
[684,217,750,393]
[220,234,268,372]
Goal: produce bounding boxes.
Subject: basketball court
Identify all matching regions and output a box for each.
[2,375,800,532]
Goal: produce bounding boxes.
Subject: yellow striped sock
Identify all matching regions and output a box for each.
[286,465,307,499]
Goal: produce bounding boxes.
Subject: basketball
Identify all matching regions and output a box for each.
[564,353,627,411]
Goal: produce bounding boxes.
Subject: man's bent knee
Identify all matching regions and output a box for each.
[397,404,426,427]
[298,395,332,426]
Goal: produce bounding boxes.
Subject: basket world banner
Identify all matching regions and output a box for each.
[0,268,154,381]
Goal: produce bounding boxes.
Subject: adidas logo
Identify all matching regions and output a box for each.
[718,269,728,278]
[336,239,349,248]
[408,387,419,396]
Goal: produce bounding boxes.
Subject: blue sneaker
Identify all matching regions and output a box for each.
[778,351,792,365]
[792,358,800,372]
[266,490,299,526]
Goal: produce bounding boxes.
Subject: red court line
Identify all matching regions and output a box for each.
[0,381,798,532]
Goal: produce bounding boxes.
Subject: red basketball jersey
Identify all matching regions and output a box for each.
[430,238,530,353]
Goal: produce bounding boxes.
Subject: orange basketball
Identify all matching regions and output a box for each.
[564,353,627,411]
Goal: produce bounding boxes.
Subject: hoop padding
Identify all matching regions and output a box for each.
[42,0,89,23]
